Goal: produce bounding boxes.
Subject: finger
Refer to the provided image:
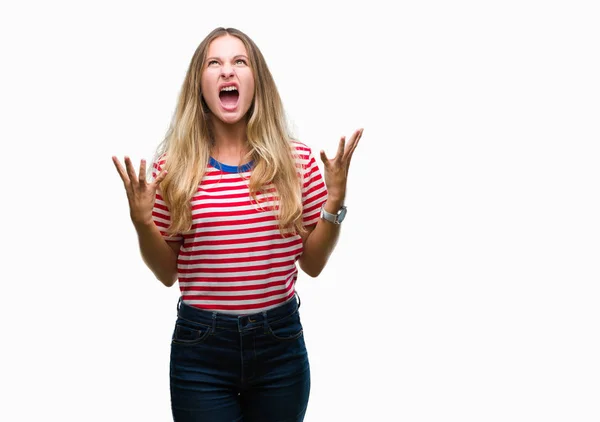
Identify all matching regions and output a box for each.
[319,149,329,167]
[112,156,130,184]
[153,168,169,186]
[336,136,346,160]
[345,128,362,153]
[124,156,138,185]
[346,128,363,161]
[342,129,363,175]
[139,159,147,186]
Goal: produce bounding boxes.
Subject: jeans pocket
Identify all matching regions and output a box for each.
[267,311,304,341]
[171,319,212,345]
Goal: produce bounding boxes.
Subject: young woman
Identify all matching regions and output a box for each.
[112,27,363,422]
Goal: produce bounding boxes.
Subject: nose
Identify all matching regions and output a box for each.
[221,64,234,78]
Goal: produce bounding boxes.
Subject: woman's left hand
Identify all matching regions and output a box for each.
[319,128,364,203]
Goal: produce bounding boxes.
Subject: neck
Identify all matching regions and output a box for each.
[209,118,250,165]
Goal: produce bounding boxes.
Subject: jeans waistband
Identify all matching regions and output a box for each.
[176,294,301,332]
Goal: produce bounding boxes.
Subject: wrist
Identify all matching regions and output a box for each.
[132,218,155,232]
[320,201,347,225]
[324,197,344,214]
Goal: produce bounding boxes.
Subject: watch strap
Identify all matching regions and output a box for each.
[320,204,347,224]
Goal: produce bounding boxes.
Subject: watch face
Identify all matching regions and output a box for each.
[337,206,347,223]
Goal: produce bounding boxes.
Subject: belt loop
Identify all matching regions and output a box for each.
[177,296,182,312]
[295,292,301,310]
[212,311,217,332]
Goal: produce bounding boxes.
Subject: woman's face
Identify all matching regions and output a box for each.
[201,34,255,125]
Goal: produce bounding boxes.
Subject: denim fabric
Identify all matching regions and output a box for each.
[170,295,311,421]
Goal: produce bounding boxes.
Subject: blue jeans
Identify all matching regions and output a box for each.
[170,295,311,421]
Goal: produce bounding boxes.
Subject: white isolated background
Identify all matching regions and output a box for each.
[1,0,599,421]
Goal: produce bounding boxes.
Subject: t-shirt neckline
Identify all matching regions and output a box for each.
[209,156,254,173]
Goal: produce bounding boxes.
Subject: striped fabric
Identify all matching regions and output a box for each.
[151,141,328,314]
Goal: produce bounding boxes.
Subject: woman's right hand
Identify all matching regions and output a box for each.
[112,156,167,227]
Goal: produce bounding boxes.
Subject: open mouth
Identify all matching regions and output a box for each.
[219,86,239,108]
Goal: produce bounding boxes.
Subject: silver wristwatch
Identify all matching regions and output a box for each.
[320,204,347,224]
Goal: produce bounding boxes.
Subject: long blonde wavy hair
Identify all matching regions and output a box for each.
[151,27,304,237]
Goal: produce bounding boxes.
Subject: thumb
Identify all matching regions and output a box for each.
[319,150,328,166]
[153,169,168,186]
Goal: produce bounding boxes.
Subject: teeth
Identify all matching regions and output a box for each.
[220,86,238,92]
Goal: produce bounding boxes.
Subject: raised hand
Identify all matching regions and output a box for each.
[112,156,167,227]
[319,128,363,203]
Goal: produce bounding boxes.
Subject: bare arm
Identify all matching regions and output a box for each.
[113,155,180,287]
[298,198,343,277]
[298,128,363,277]
[134,221,181,287]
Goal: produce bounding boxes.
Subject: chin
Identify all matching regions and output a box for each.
[217,113,244,125]
[218,107,252,124]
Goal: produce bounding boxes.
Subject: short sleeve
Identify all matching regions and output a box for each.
[296,143,328,227]
[151,158,183,242]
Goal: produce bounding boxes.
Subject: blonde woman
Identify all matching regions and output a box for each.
[112,27,363,422]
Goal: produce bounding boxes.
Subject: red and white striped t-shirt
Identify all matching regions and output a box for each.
[151,140,328,314]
